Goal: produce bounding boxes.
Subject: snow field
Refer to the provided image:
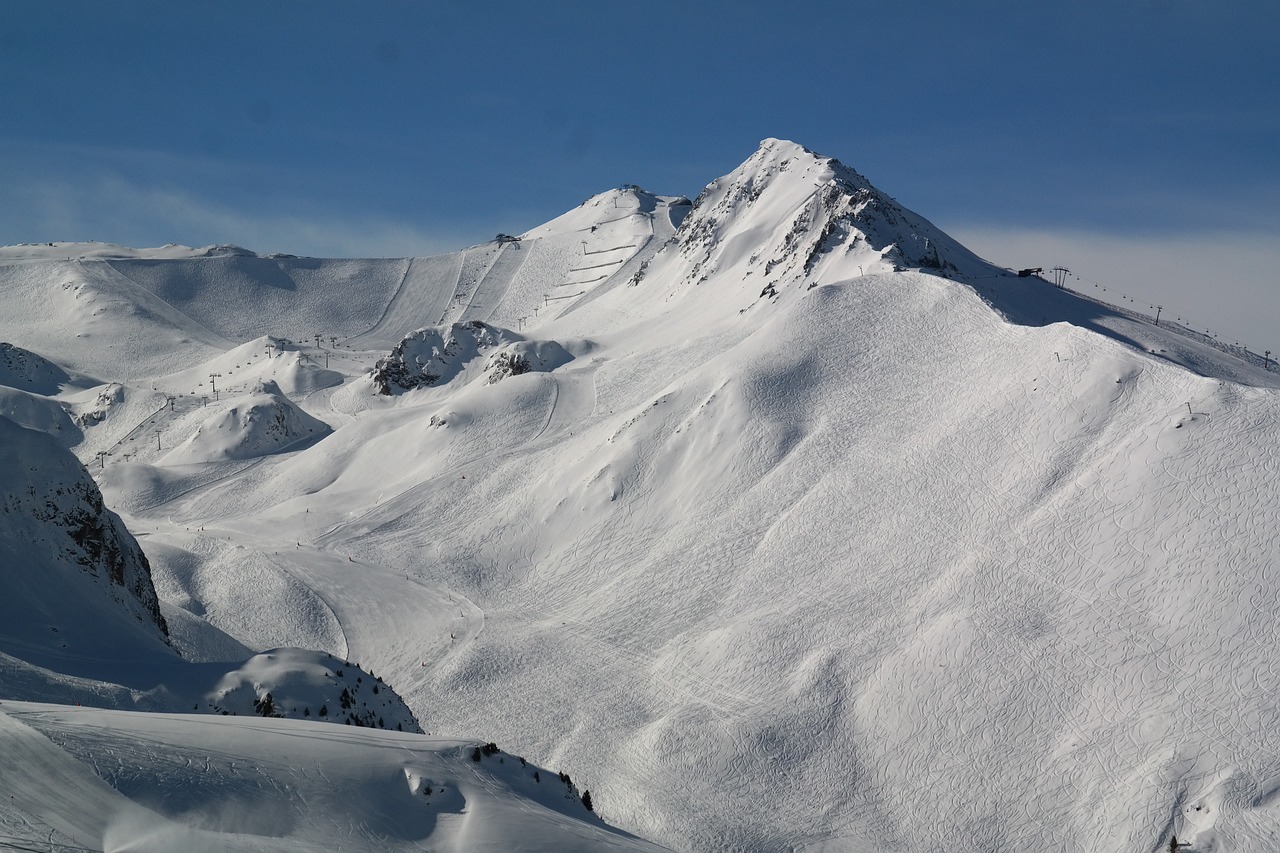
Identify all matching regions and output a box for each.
[0,703,664,851]
[257,271,1279,851]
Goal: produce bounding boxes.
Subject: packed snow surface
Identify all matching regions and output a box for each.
[2,139,1279,852]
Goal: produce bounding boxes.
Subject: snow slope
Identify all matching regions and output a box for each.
[0,416,647,850]
[0,702,663,852]
[2,138,1279,852]
[0,417,171,673]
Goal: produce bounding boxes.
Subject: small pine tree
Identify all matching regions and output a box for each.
[319,704,328,717]
[533,771,540,783]
[471,747,482,762]
[582,790,594,812]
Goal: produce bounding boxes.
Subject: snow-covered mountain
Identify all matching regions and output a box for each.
[0,417,170,663]
[2,138,1279,852]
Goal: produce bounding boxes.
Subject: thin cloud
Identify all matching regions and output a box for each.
[2,172,467,259]
[949,223,1280,354]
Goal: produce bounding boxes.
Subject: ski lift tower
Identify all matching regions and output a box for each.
[1049,267,1070,289]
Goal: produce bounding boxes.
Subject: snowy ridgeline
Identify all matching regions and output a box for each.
[1,138,1279,852]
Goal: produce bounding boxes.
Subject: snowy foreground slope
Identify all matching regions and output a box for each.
[0,702,659,852]
[3,139,1280,852]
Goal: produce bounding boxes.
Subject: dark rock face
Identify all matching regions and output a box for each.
[371,321,572,395]
[0,416,169,642]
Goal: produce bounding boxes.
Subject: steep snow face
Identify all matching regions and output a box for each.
[0,341,81,394]
[0,416,170,667]
[371,320,572,394]
[161,379,329,464]
[0,385,82,446]
[632,138,985,303]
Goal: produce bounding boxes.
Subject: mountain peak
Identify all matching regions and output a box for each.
[628,138,983,297]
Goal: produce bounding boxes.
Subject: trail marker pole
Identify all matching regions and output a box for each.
[1186,402,1193,416]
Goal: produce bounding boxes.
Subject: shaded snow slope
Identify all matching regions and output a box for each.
[0,385,82,446]
[0,414,170,640]
[0,416,171,675]
[0,341,89,394]
[0,703,667,852]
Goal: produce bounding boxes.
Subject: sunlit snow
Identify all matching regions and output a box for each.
[1,139,1278,852]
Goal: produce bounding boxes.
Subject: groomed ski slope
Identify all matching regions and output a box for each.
[2,139,1279,851]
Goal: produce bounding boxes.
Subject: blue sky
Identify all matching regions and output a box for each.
[3,1,1277,351]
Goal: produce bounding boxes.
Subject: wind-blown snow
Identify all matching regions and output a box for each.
[2,138,1278,852]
